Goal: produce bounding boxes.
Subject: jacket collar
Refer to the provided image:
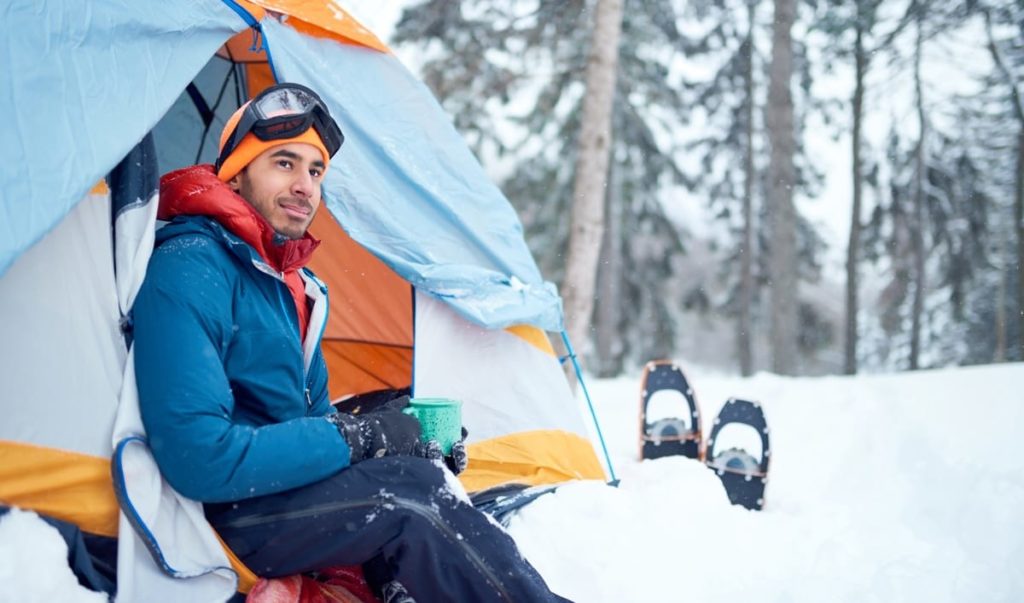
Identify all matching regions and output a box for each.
[158,164,320,273]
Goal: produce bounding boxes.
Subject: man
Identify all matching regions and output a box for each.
[132,83,566,602]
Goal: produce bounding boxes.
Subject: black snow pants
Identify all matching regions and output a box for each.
[205,456,566,603]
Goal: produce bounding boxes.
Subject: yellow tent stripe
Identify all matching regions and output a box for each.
[0,440,118,537]
[0,440,261,592]
[89,179,109,195]
[459,430,606,493]
[504,325,556,356]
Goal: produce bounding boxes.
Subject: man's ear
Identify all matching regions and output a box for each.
[226,173,242,192]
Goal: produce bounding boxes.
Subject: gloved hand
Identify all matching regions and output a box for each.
[419,427,469,475]
[358,395,469,474]
[327,408,422,464]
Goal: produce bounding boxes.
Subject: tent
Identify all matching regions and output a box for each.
[0,1,613,601]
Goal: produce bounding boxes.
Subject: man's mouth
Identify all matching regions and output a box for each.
[280,200,311,219]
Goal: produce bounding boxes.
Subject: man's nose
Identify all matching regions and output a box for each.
[291,169,314,199]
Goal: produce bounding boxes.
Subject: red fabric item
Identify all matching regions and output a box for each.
[245,566,380,603]
[318,566,380,602]
[160,165,320,339]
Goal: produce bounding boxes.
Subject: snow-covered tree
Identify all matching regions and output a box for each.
[394,0,694,371]
[816,0,888,374]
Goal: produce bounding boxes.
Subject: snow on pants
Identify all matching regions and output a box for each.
[205,456,567,603]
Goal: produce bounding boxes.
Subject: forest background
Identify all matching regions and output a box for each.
[349,0,1024,378]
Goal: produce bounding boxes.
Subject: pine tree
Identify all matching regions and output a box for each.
[680,0,829,375]
[817,0,887,374]
[857,0,1002,369]
[394,0,694,371]
[978,1,1024,360]
[682,0,764,376]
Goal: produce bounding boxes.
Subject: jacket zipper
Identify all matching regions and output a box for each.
[257,260,316,406]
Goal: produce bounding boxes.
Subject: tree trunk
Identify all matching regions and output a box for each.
[994,232,1008,362]
[983,8,1024,359]
[909,16,926,370]
[595,146,623,377]
[844,10,866,376]
[765,0,799,375]
[738,0,757,377]
[562,0,624,386]
[1016,127,1024,358]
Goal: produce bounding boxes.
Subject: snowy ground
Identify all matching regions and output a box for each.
[3,362,1023,602]
[510,362,1024,602]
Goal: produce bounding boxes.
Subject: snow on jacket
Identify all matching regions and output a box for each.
[133,165,349,503]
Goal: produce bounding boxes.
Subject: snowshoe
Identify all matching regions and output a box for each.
[705,398,770,511]
[638,361,703,461]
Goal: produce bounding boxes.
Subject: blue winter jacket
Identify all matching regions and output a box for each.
[133,211,350,503]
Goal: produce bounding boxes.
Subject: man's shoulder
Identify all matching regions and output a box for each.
[154,217,231,255]
[148,218,239,276]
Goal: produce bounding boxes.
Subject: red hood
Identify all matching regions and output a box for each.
[158,165,320,274]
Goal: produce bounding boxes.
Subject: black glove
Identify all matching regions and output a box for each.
[327,408,422,464]
[419,427,469,475]
[374,395,412,413]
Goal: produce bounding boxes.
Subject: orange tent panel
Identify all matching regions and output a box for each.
[217,0,390,78]
[245,0,390,53]
[244,62,276,98]
[321,341,413,401]
[216,32,270,64]
[307,210,413,400]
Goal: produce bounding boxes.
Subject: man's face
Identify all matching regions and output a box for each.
[228,142,326,239]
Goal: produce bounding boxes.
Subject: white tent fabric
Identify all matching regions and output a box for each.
[112,356,239,603]
[413,293,588,444]
[0,189,123,456]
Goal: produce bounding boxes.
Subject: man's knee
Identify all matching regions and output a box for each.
[352,455,450,496]
[390,456,449,488]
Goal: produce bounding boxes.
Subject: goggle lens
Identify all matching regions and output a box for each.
[252,88,321,119]
[256,116,312,138]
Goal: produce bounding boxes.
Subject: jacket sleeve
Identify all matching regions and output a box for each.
[133,235,352,503]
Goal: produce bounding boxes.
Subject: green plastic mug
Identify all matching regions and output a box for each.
[403,398,463,455]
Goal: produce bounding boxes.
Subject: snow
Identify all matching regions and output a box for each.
[4,363,1023,602]
[709,421,764,461]
[508,362,1024,602]
[0,509,107,603]
[643,389,693,424]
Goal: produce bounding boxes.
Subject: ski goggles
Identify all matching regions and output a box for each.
[215,83,344,171]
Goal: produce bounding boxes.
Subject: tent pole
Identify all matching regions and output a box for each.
[560,331,618,485]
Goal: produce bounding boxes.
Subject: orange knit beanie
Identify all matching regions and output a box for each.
[216,101,331,182]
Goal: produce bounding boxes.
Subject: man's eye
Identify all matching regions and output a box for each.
[277,160,292,169]
[310,169,323,178]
